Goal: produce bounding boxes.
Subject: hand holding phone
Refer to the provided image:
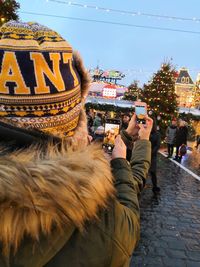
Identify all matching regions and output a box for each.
[112,135,126,159]
[126,113,139,137]
[135,101,147,124]
[138,116,153,140]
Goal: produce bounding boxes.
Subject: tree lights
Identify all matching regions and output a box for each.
[141,62,178,138]
[0,0,20,26]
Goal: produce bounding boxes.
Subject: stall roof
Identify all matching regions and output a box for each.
[86,96,134,108]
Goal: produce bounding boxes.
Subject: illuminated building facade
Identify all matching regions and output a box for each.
[175,68,195,107]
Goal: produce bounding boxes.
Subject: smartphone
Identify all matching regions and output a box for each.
[135,101,147,124]
[102,119,120,153]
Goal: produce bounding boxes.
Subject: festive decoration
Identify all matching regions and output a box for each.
[89,67,125,84]
[123,80,141,101]
[157,115,161,121]
[0,0,20,26]
[102,84,117,98]
[49,0,200,24]
[141,62,178,138]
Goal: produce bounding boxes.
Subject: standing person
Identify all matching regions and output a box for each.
[86,110,94,136]
[165,119,177,158]
[121,113,131,131]
[0,21,152,267]
[93,113,102,132]
[174,120,188,162]
[93,126,105,142]
[149,120,161,193]
[120,113,132,161]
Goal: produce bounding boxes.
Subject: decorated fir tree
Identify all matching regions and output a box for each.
[123,80,141,101]
[141,62,178,138]
[0,0,20,26]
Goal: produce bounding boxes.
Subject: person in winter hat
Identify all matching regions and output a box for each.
[165,119,177,158]
[0,21,152,267]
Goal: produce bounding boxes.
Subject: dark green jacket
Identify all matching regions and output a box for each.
[0,140,151,267]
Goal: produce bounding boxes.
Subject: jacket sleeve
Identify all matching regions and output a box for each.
[109,140,151,262]
[111,139,151,216]
[166,126,169,137]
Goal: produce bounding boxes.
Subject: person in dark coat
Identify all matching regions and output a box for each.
[121,113,131,131]
[174,120,188,162]
[165,119,177,158]
[149,120,161,193]
[120,113,132,161]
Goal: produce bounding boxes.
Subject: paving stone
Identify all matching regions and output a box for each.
[131,155,200,267]
[162,229,180,237]
[150,240,168,249]
[143,256,163,265]
[165,249,187,259]
[167,240,185,250]
[186,251,200,261]
[186,260,200,267]
[162,257,186,267]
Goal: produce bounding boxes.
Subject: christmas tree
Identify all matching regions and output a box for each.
[141,62,178,138]
[123,80,141,101]
[0,0,20,26]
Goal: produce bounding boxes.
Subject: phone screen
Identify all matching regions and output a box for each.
[135,106,146,118]
[102,120,120,153]
[135,103,147,124]
[103,123,120,145]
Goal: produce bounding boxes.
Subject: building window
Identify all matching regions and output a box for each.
[181,77,185,83]
[186,77,189,83]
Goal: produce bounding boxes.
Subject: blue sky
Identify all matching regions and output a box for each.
[18,0,200,86]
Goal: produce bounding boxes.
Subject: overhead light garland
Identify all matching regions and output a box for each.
[47,0,200,24]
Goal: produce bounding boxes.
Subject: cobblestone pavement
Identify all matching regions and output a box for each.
[182,150,200,176]
[131,154,200,267]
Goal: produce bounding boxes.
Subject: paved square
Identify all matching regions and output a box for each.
[131,154,200,267]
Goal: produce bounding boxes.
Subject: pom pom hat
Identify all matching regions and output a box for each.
[0,21,90,138]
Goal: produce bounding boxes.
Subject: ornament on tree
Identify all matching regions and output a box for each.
[157,115,161,121]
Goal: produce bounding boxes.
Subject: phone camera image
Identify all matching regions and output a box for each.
[135,102,147,124]
[102,119,120,153]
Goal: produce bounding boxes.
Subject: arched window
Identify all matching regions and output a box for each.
[186,77,189,83]
[181,77,185,83]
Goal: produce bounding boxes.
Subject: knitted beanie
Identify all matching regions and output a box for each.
[0,21,90,138]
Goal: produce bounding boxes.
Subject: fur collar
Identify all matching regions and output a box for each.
[0,144,114,255]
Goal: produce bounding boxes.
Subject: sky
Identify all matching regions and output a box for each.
[18,0,200,86]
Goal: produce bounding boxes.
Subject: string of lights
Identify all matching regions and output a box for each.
[20,11,200,35]
[47,0,200,24]
[123,68,200,74]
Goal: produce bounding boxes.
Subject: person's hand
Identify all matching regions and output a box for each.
[87,135,93,144]
[138,116,153,140]
[126,113,139,137]
[112,135,126,160]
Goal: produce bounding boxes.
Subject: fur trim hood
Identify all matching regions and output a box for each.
[0,144,114,255]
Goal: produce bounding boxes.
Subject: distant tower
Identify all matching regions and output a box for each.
[175,68,195,107]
